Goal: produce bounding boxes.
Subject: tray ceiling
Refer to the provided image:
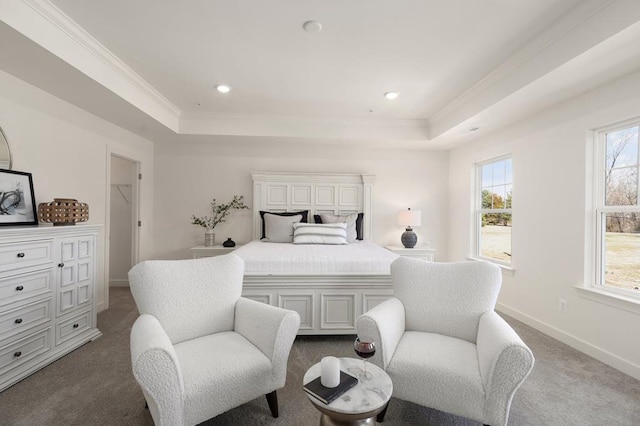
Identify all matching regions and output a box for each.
[2,0,640,148]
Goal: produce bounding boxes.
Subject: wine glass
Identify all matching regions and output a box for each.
[353,337,376,379]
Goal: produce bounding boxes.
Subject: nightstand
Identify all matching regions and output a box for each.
[385,245,436,262]
[191,244,241,259]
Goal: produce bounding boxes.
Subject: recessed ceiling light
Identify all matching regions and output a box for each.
[384,92,398,100]
[303,20,322,33]
[216,84,231,93]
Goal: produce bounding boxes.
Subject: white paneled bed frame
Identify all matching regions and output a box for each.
[241,171,394,335]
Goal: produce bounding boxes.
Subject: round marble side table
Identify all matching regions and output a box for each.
[303,357,393,426]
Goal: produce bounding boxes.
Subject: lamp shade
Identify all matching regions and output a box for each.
[397,209,421,227]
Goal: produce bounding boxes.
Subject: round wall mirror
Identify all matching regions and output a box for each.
[0,127,12,170]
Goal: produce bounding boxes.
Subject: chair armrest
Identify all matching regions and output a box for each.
[477,311,535,426]
[130,314,185,426]
[234,297,300,386]
[356,297,405,369]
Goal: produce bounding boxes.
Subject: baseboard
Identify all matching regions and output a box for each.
[109,279,130,287]
[496,303,640,381]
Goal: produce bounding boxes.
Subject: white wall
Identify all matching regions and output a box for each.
[153,141,449,260]
[109,156,135,287]
[0,69,155,312]
[0,130,9,168]
[448,69,640,379]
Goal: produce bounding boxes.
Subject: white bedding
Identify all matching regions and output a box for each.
[234,240,399,275]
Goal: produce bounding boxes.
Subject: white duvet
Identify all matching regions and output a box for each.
[234,240,399,275]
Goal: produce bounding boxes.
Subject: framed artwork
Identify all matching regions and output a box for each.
[0,169,38,226]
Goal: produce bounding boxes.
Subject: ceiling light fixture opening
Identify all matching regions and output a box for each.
[303,20,322,33]
[216,84,231,93]
[384,92,398,100]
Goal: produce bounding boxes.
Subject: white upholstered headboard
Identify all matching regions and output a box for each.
[251,171,375,240]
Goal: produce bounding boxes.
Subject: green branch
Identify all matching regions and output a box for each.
[191,195,249,229]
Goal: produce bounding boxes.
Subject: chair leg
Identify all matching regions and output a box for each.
[376,401,389,422]
[266,390,279,418]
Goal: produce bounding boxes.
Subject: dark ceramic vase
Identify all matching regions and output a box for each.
[223,238,236,248]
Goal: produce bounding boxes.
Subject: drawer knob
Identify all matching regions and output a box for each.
[16,252,25,258]
[58,263,65,268]
[73,323,79,329]
[14,351,22,357]
[16,286,24,291]
[15,318,23,324]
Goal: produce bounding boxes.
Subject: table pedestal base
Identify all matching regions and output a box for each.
[314,404,386,426]
[320,413,375,426]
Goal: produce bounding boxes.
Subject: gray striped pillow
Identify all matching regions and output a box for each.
[293,223,348,245]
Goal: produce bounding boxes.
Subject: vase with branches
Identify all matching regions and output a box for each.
[191,195,249,246]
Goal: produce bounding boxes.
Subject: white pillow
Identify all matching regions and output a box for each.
[293,223,348,245]
[320,213,358,243]
[264,213,302,243]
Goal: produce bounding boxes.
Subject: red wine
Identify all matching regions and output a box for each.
[354,337,376,362]
[355,349,375,359]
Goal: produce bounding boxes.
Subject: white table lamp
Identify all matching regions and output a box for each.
[397,208,421,248]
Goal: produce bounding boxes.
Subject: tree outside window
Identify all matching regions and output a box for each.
[475,156,512,265]
[598,125,640,293]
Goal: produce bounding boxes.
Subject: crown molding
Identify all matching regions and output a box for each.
[429,0,616,127]
[179,113,430,141]
[19,0,181,125]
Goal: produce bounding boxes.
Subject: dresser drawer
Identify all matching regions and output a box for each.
[0,299,51,343]
[0,328,51,375]
[0,270,53,306]
[0,241,53,273]
[56,310,91,346]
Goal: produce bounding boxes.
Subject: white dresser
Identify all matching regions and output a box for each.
[0,225,102,392]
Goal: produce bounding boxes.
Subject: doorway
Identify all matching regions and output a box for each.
[108,155,138,289]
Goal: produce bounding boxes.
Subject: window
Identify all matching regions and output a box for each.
[595,122,640,296]
[474,156,512,266]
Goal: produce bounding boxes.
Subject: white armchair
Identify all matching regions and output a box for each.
[128,254,300,426]
[357,258,534,426]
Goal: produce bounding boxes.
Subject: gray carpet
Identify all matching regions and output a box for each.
[0,287,639,425]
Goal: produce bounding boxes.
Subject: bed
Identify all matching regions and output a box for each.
[237,171,397,335]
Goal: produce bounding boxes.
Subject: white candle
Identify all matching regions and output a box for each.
[320,356,340,388]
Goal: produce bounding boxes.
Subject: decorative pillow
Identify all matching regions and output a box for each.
[260,210,309,239]
[319,213,359,242]
[293,223,348,245]
[355,213,364,240]
[315,213,364,240]
[263,213,303,243]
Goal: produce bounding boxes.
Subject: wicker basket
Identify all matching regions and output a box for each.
[38,198,89,226]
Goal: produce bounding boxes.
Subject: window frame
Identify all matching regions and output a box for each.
[593,119,640,300]
[473,154,513,268]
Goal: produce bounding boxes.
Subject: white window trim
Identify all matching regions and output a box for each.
[583,119,640,307]
[574,285,640,315]
[472,155,513,269]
